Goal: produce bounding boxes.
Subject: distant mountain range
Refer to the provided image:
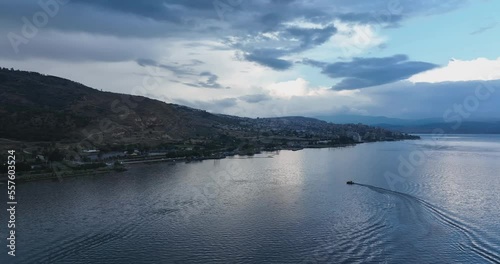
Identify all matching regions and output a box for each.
[315,114,442,126]
[315,114,500,134]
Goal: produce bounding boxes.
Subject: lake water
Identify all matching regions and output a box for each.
[2,135,500,263]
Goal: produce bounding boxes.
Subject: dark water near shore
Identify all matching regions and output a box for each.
[2,135,500,263]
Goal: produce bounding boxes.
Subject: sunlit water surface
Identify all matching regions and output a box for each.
[2,135,500,263]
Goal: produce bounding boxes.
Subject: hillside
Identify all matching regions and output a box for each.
[0,68,242,143]
[0,68,417,150]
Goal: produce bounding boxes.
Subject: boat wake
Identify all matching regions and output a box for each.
[354,183,500,263]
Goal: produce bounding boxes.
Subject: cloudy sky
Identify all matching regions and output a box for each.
[1,0,499,119]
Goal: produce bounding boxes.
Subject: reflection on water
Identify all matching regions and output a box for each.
[2,135,500,263]
[356,183,500,263]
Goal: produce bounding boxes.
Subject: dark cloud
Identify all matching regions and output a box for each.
[286,26,337,50]
[271,0,297,4]
[244,53,293,70]
[259,13,285,32]
[136,58,197,77]
[136,58,205,76]
[72,0,183,22]
[304,55,438,90]
[239,94,272,103]
[164,0,218,11]
[238,24,336,70]
[213,98,238,107]
[184,71,228,89]
[300,58,328,68]
[0,1,188,40]
[136,58,226,89]
[136,58,158,67]
[0,0,468,64]
[0,0,468,37]
[0,31,161,62]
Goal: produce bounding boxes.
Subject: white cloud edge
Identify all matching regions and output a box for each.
[409,57,500,83]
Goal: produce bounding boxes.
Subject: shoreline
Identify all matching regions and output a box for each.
[2,138,417,183]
